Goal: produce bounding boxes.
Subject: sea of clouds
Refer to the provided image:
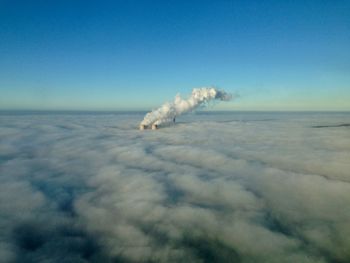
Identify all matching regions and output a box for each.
[0,111,349,263]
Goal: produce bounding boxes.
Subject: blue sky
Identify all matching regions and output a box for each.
[0,0,349,110]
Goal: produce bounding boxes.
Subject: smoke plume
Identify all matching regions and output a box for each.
[139,87,232,129]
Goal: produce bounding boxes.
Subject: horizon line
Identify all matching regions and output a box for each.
[1,109,349,113]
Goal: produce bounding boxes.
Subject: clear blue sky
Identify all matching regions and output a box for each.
[0,0,349,111]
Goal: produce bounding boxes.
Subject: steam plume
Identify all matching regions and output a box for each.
[139,87,232,129]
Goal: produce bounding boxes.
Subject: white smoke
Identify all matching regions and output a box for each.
[140,87,232,129]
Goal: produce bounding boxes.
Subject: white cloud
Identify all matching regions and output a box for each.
[0,112,349,262]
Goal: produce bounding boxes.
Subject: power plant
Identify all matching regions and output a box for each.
[139,87,232,130]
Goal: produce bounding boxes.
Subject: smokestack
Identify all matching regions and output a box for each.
[139,87,232,130]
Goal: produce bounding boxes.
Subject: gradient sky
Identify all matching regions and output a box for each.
[0,0,349,111]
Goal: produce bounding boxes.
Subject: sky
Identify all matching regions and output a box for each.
[0,0,349,111]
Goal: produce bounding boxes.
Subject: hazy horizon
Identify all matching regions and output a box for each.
[1,109,350,115]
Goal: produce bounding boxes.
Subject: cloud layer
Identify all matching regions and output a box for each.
[0,111,350,263]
